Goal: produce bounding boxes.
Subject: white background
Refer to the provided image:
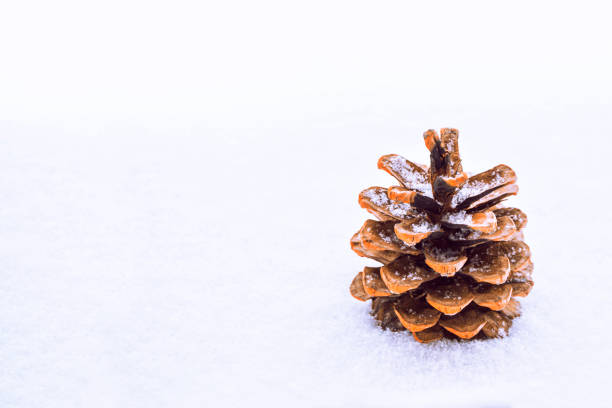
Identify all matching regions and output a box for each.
[1,1,611,407]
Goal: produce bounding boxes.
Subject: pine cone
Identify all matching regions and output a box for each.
[349,128,533,343]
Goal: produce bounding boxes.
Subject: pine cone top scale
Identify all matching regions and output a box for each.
[349,128,533,343]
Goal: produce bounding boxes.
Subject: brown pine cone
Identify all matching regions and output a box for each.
[349,128,533,343]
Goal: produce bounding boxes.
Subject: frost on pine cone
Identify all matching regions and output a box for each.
[349,129,533,343]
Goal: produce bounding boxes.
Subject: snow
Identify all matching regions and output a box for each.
[379,232,392,243]
[410,219,438,233]
[443,211,473,225]
[451,175,506,208]
[362,187,415,219]
[1,1,612,407]
[384,155,433,197]
[2,115,612,408]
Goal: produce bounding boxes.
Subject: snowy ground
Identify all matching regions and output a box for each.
[1,1,612,407]
[2,107,611,407]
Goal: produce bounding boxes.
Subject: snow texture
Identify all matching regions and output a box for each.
[2,113,611,408]
[410,219,438,233]
[362,188,414,219]
[1,1,612,407]
[384,155,433,197]
[443,211,473,225]
[451,175,504,208]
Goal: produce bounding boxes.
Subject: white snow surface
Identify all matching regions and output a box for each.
[1,1,612,407]
[2,112,611,408]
